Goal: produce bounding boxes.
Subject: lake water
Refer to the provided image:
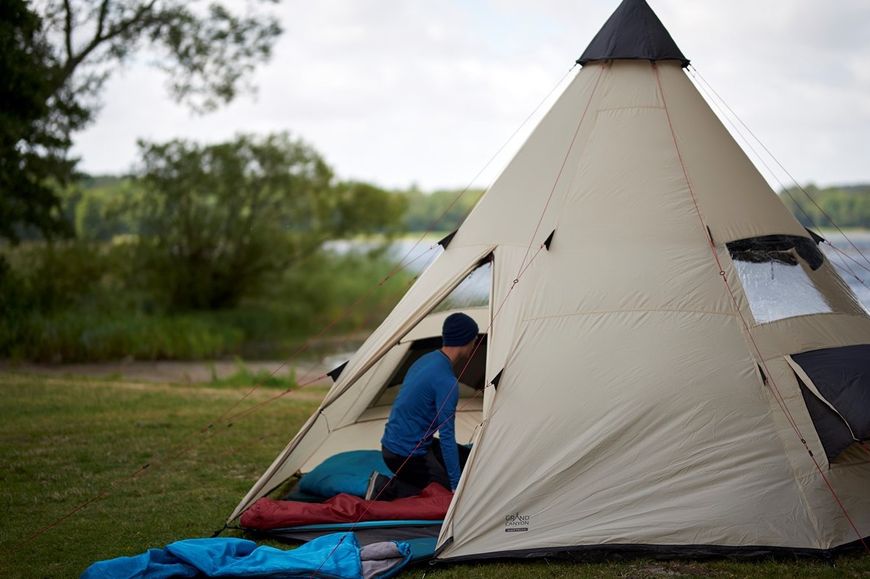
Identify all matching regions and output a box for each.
[821,232,870,310]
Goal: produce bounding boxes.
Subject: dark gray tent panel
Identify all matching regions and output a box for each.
[577,0,689,67]
[793,344,870,459]
[797,378,857,460]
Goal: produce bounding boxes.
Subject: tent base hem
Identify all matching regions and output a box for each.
[434,536,870,564]
[244,520,443,546]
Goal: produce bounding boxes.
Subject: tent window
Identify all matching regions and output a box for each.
[372,336,487,407]
[728,235,832,324]
[370,259,492,408]
[432,261,491,313]
[385,336,487,390]
[792,344,870,461]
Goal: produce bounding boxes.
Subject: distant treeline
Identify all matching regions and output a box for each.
[779,184,870,230]
[67,178,869,241]
[64,176,485,242]
[401,188,484,233]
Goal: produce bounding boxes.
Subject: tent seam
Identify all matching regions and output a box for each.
[522,308,736,323]
[597,104,665,112]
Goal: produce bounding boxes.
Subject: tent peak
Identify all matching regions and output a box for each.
[577,0,689,68]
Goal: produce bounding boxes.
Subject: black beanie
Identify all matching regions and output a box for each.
[442,312,479,347]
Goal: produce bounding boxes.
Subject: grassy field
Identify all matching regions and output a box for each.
[1,373,869,577]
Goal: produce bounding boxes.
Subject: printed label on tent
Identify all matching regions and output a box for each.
[504,512,530,533]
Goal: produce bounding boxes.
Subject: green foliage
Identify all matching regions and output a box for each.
[402,187,484,233]
[0,130,463,363]
[0,0,281,244]
[0,240,245,361]
[333,181,409,237]
[265,249,414,336]
[6,310,243,363]
[0,241,127,360]
[1,241,123,312]
[0,240,411,362]
[0,0,81,243]
[208,360,296,389]
[131,133,406,310]
[62,176,140,241]
[38,0,282,115]
[780,184,870,230]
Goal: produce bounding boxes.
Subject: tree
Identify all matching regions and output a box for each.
[132,133,407,310]
[780,184,870,230]
[402,187,484,232]
[0,0,282,243]
[39,0,282,113]
[0,0,82,243]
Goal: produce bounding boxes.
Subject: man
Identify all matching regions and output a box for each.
[365,312,479,500]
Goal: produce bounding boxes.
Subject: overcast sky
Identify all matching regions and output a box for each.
[72,0,870,191]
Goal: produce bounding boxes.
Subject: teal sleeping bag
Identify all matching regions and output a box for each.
[81,532,412,579]
[299,450,393,498]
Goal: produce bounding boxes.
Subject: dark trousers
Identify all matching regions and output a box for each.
[380,439,471,499]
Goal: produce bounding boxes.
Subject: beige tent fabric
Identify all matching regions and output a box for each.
[451,63,603,250]
[654,64,805,244]
[233,53,870,554]
[436,60,870,557]
[440,314,821,555]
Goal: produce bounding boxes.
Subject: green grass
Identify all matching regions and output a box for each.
[0,373,324,576]
[1,373,868,578]
[206,361,297,389]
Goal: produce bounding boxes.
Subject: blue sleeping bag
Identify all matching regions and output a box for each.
[299,450,393,498]
[81,532,412,579]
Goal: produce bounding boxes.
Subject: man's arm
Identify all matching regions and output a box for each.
[434,377,461,490]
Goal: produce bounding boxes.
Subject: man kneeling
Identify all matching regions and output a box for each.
[365,312,478,500]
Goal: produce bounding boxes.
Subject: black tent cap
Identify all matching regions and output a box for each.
[577,0,689,68]
[327,360,348,382]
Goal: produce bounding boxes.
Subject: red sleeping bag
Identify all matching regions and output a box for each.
[240,483,453,530]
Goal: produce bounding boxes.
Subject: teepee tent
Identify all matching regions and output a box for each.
[232,0,870,559]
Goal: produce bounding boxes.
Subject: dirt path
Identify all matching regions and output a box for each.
[0,357,348,387]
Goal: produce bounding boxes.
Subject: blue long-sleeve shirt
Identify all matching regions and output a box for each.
[381,350,461,490]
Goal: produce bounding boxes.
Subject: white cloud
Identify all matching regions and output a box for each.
[72,0,870,189]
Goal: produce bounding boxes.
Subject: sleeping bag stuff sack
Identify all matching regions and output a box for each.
[81,532,412,579]
[241,483,452,530]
